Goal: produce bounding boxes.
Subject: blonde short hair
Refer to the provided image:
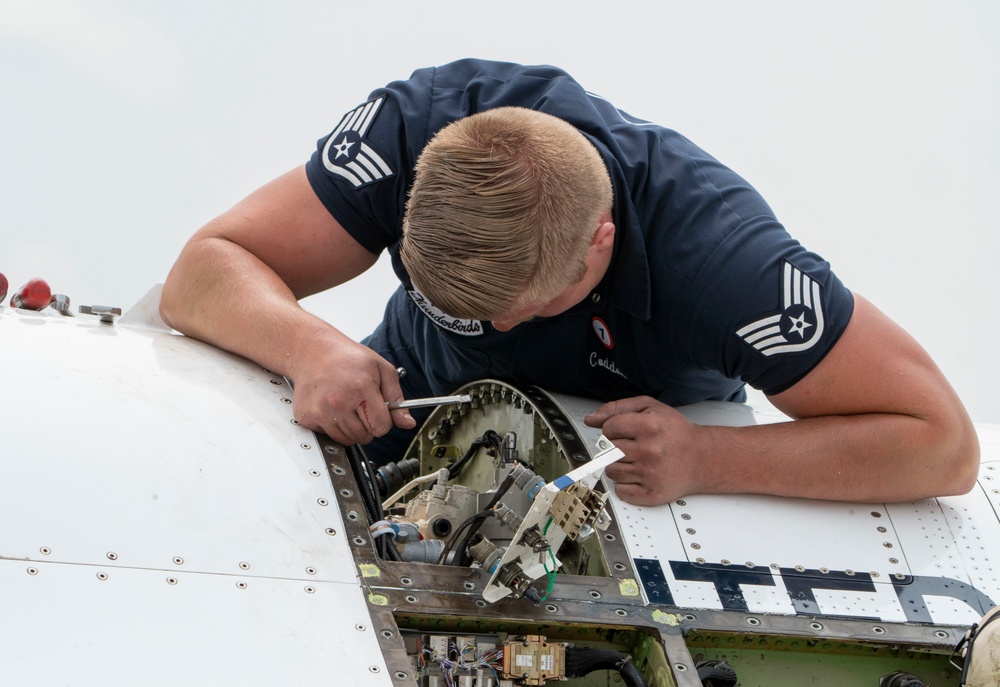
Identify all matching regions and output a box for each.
[400,107,613,320]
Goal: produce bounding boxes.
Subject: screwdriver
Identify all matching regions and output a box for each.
[387,395,471,410]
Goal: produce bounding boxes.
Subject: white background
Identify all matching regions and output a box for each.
[2,0,997,423]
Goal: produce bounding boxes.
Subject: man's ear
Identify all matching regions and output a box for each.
[592,219,615,253]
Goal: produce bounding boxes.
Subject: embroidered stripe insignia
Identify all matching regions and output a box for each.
[321,98,395,188]
[736,261,825,356]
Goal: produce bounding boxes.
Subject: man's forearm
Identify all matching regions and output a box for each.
[694,410,979,503]
[160,233,342,380]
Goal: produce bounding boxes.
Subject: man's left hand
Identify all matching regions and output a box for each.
[584,396,705,506]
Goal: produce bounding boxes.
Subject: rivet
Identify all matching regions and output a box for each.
[167,577,178,585]
[317,498,329,506]
[290,419,300,426]
[306,567,317,575]
[845,569,855,576]
[381,630,395,638]
[820,567,830,574]
[475,600,487,608]
[613,563,626,571]
[280,398,292,404]
[721,559,731,566]
[604,533,616,541]
[405,595,417,603]
[674,664,687,672]
[325,445,339,455]
[239,562,250,570]
[464,581,475,590]
[795,565,805,572]
[394,671,408,680]
[309,469,321,477]
[173,557,184,566]
[883,542,894,548]
[810,622,824,631]
[300,443,312,450]
[106,552,118,561]
[871,571,880,578]
[545,604,558,613]
[589,590,601,599]
[369,666,380,674]
[355,624,367,631]
[353,536,365,545]
[304,586,315,594]
[97,572,108,581]
[935,630,949,638]
[400,577,413,586]
[746,617,761,626]
[872,626,885,635]
[332,465,346,475]
[326,528,337,536]
[877,526,887,533]
[270,379,282,386]
[237,581,248,589]
[871,511,882,518]
[681,514,691,520]
[676,500,687,506]
[685,528,696,535]
[39,547,51,555]
[27,567,38,575]
[690,543,701,550]
[591,292,601,303]
[615,609,627,617]
[889,558,899,564]
[745,561,755,568]
[696,558,706,564]
[340,488,353,497]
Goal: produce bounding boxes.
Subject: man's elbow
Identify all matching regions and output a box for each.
[931,408,981,497]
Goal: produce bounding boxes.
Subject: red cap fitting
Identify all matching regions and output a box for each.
[0,272,8,304]
[11,278,53,311]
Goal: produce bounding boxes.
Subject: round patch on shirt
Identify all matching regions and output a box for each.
[592,317,613,349]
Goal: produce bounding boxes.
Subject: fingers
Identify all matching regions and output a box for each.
[584,395,658,427]
[293,356,406,446]
[379,363,416,432]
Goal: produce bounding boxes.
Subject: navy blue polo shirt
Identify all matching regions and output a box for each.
[305,59,854,411]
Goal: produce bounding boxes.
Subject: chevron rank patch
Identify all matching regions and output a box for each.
[735,261,825,356]
[321,98,395,188]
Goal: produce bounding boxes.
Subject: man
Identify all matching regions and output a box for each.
[160,59,979,506]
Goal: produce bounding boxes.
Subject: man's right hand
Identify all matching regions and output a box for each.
[160,165,414,447]
[289,331,416,445]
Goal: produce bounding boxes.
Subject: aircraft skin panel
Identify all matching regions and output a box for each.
[548,394,1000,628]
[1,308,356,584]
[0,558,392,686]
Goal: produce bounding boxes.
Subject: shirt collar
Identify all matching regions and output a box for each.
[584,144,651,321]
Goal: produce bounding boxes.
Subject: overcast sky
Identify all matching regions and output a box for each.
[2,0,997,424]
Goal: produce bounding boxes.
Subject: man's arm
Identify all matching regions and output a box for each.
[160,165,415,445]
[587,294,980,505]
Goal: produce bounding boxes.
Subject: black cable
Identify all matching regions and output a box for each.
[347,444,401,562]
[436,508,495,565]
[452,472,516,566]
[565,648,648,687]
[447,437,484,480]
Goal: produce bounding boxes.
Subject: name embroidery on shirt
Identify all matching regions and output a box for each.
[407,289,484,337]
[590,352,628,380]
